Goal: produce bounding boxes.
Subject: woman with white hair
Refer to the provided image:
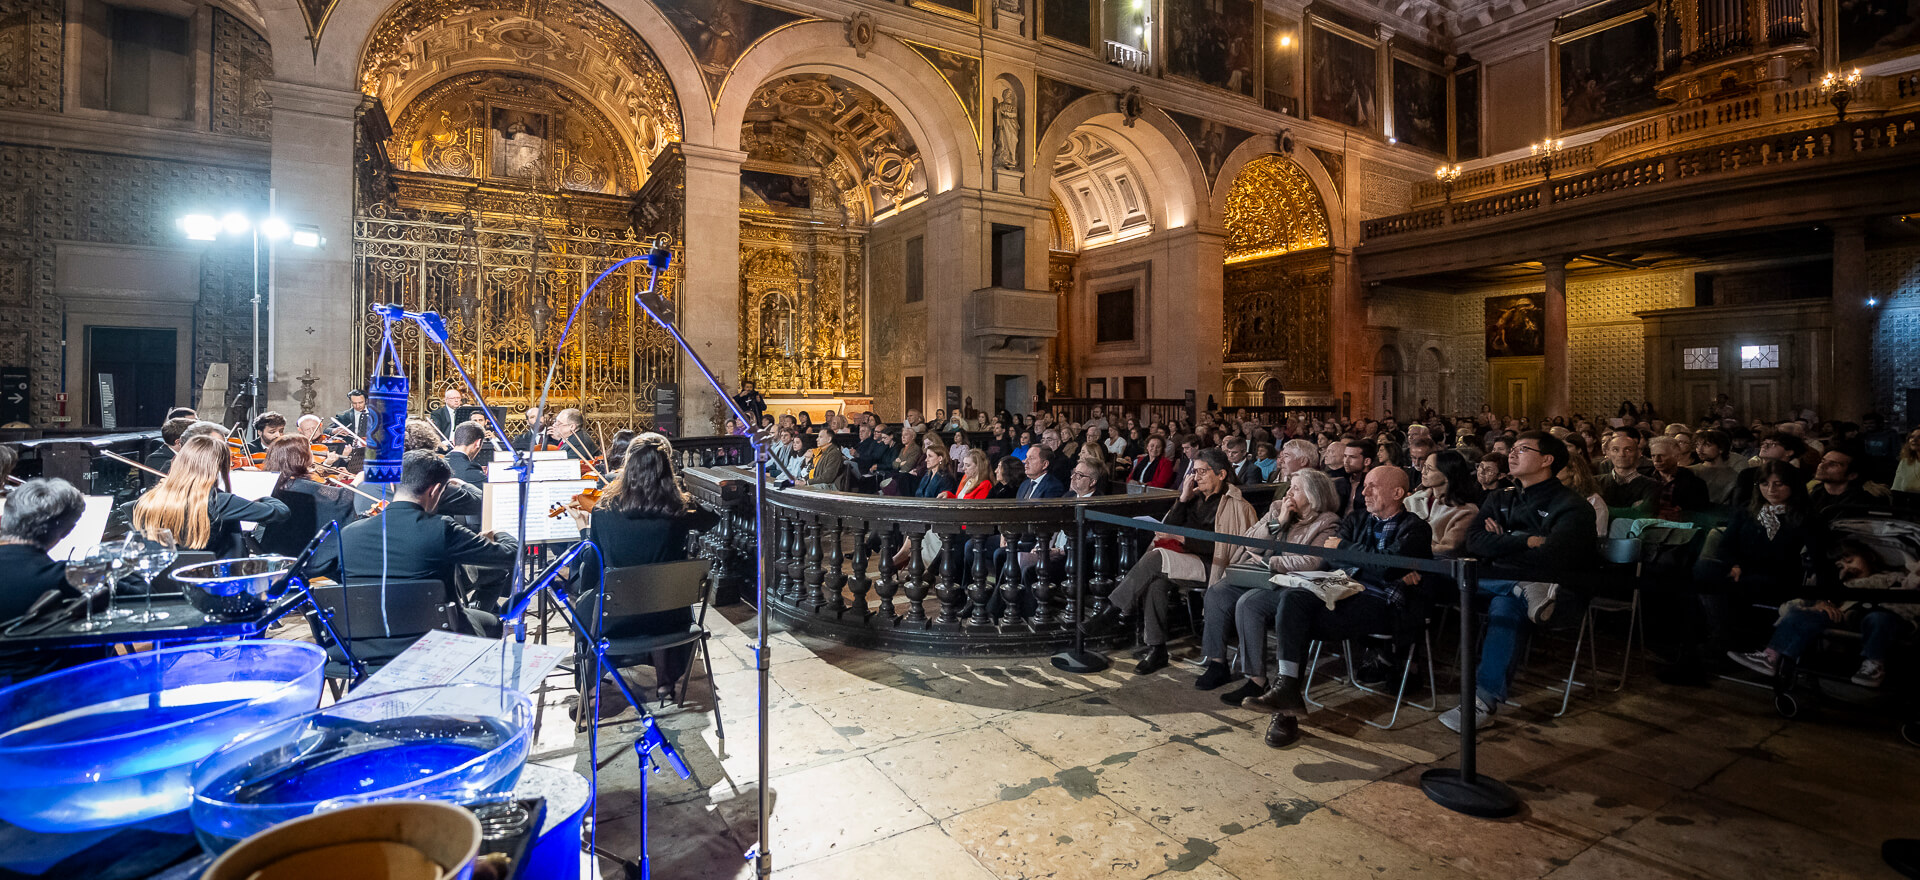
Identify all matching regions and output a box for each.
[1194,469,1343,697]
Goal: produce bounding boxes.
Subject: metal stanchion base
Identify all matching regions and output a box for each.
[1050,649,1111,674]
[1419,768,1522,818]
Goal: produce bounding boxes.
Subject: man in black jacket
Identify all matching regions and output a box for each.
[1447,430,1596,733]
[309,450,518,636]
[1241,465,1432,746]
[446,423,488,485]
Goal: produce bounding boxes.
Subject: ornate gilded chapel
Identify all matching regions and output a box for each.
[0,0,1911,434]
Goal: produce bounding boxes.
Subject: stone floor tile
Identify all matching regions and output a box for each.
[867,726,1067,819]
[1096,741,1315,843]
[1246,737,1417,802]
[1209,807,1480,879]
[989,694,1172,767]
[1327,775,1590,880]
[1541,841,1710,880]
[1617,792,1895,880]
[707,757,933,867]
[808,682,985,748]
[774,824,999,880]
[942,786,1192,880]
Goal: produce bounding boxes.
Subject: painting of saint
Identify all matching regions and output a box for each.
[659,0,804,95]
[1165,0,1257,96]
[489,107,547,180]
[1485,294,1545,358]
[1308,25,1377,131]
[1555,14,1668,130]
[1391,59,1447,155]
[741,169,813,210]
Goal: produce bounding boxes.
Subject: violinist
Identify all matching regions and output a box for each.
[294,414,348,468]
[253,437,359,558]
[145,416,196,484]
[132,435,290,558]
[430,387,466,442]
[446,423,487,485]
[512,407,545,451]
[566,433,717,698]
[331,390,372,443]
[249,412,288,455]
[548,408,600,461]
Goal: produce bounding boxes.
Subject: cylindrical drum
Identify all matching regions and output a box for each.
[364,374,410,483]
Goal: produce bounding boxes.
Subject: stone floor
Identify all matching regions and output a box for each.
[525,606,1920,880]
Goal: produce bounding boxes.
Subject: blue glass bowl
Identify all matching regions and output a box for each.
[189,683,534,853]
[0,640,326,832]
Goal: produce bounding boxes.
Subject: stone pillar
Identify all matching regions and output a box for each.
[1831,219,1870,420]
[679,143,747,433]
[1159,226,1226,402]
[264,81,364,417]
[1329,249,1366,417]
[1542,255,1570,419]
[921,188,988,411]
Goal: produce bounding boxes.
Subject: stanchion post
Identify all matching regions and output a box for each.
[1420,556,1521,817]
[1051,504,1109,673]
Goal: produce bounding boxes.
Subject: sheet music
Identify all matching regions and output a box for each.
[481,478,593,543]
[227,470,280,501]
[335,630,568,719]
[53,496,113,561]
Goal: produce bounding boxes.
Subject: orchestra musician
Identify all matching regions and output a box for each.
[566,433,717,698]
[293,413,349,469]
[249,411,288,454]
[146,417,196,478]
[0,479,105,685]
[332,390,373,442]
[131,435,290,558]
[308,450,518,639]
[512,407,548,451]
[446,423,487,485]
[547,408,600,461]
[430,387,466,442]
[253,436,360,558]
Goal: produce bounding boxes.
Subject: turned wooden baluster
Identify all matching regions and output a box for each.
[995,529,1023,626]
[875,525,902,620]
[772,515,793,600]
[787,513,807,602]
[902,530,930,624]
[1056,527,1078,624]
[803,517,825,610]
[934,530,966,625]
[823,518,847,614]
[848,521,872,618]
[1026,527,1054,626]
[966,530,995,626]
[1087,529,1116,616]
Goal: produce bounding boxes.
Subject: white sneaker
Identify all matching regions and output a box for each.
[1728,649,1779,678]
[1517,581,1558,624]
[1438,698,1495,733]
[1851,660,1886,688]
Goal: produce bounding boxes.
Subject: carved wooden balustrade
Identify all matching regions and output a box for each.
[682,463,1278,655]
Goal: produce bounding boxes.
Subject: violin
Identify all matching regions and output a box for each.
[546,487,603,519]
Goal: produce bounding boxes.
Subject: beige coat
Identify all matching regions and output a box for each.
[1405,489,1478,557]
[1231,509,1340,572]
[1159,483,1261,582]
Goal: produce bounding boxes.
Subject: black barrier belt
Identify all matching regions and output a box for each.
[1082,508,1461,577]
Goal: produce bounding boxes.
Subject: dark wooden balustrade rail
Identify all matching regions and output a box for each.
[682,463,1279,655]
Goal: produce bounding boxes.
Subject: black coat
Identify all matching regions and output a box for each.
[0,545,103,685]
[200,489,290,558]
[1333,508,1434,595]
[1711,506,1810,591]
[1466,477,1598,579]
[576,507,718,641]
[309,500,518,595]
[257,479,359,558]
[447,450,486,485]
[332,408,373,440]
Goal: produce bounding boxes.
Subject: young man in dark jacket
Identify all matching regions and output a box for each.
[1446,430,1596,733]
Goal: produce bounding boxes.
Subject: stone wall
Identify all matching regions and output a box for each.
[1870,245,1920,425]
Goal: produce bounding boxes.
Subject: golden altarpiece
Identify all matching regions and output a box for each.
[1219,155,1334,407]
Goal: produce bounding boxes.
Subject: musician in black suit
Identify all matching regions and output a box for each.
[308,450,518,636]
[247,412,288,455]
[446,423,487,485]
[429,388,467,446]
[549,408,601,461]
[331,390,372,443]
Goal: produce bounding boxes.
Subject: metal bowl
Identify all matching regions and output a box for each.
[171,556,297,621]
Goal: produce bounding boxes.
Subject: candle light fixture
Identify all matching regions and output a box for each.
[1819,68,1862,122]
[1530,139,1564,181]
[1435,164,1462,204]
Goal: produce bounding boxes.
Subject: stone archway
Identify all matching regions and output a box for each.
[1221,154,1333,407]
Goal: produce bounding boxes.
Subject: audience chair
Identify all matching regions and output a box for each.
[570,559,723,739]
[1300,624,1439,730]
[305,578,461,695]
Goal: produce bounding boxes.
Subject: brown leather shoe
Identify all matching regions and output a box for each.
[1265,713,1300,748]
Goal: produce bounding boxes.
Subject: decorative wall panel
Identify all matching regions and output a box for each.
[0,0,62,112]
[210,9,272,140]
[1869,245,1920,424]
[1223,250,1332,390]
[0,145,266,425]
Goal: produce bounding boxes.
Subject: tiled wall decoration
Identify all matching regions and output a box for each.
[1869,245,1920,424]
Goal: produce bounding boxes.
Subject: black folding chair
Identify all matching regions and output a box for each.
[305,578,461,694]
[571,559,722,739]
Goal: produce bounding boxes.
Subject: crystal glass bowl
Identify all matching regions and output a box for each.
[171,556,296,621]
[0,640,326,832]
[189,683,534,853]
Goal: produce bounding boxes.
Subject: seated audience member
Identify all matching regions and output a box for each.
[1105,426,1129,458]
[1596,431,1658,518]
[914,447,959,498]
[1128,435,1177,489]
[1695,460,1811,656]
[1197,469,1342,695]
[1688,428,1743,507]
[1894,428,1920,494]
[855,423,892,476]
[1558,445,1612,538]
[1065,458,1102,499]
[943,449,993,499]
[1336,439,1377,514]
[1320,438,1347,474]
[1043,429,1075,485]
[1252,442,1280,481]
[1240,466,1433,746]
[1646,435,1713,521]
[1083,449,1257,675]
[0,479,104,685]
[1730,432,1808,510]
[1476,451,1513,493]
[309,450,517,637]
[1406,449,1484,557]
[1272,439,1321,490]
[805,427,849,490]
[1016,446,1067,499]
[1730,539,1916,688]
[1223,435,1262,485]
[1445,431,1596,733]
[1807,446,1885,519]
[133,435,290,558]
[990,456,1023,499]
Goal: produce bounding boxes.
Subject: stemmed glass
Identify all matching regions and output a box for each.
[122,528,177,624]
[63,546,114,632]
[98,541,135,620]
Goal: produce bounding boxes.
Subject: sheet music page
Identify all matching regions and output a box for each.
[482,479,593,543]
[52,496,113,561]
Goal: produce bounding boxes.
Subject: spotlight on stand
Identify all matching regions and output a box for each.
[291,224,324,248]
[180,214,220,241]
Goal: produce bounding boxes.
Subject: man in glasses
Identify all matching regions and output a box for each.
[1443,431,1596,733]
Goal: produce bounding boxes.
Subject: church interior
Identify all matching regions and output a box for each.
[1,0,1919,873]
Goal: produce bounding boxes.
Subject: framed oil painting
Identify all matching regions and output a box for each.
[1485,293,1545,358]
[1165,0,1257,96]
[1390,57,1447,154]
[1308,21,1378,131]
[1554,11,1668,131]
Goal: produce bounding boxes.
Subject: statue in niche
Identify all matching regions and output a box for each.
[993,84,1022,170]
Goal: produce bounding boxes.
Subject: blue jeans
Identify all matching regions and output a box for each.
[1770,606,1913,661]
[1475,578,1529,704]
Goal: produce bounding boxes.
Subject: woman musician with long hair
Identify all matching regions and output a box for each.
[132,435,290,558]
[253,437,362,558]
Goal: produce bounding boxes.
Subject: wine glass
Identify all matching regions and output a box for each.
[123,528,177,624]
[99,541,135,619]
[63,547,114,632]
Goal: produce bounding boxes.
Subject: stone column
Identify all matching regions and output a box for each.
[921,188,987,410]
[679,143,747,433]
[1159,226,1226,402]
[1831,219,1870,420]
[264,81,364,417]
[1542,255,1570,419]
[1329,249,1366,418]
